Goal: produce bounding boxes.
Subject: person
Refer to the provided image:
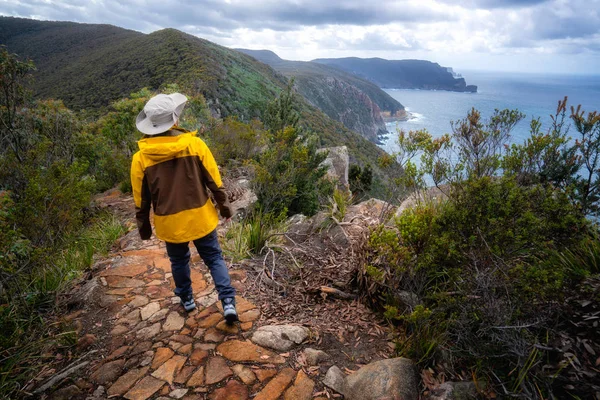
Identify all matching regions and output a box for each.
[130,93,238,324]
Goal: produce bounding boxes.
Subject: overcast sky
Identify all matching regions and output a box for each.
[2,0,600,74]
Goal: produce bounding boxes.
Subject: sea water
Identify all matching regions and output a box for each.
[381,70,600,155]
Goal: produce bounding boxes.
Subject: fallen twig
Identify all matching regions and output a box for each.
[33,360,90,394]
[320,286,357,300]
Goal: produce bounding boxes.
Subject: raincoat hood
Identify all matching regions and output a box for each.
[137,131,198,163]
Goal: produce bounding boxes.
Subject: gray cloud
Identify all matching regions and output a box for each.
[436,0,550,9]
[1,0,456,33]
[529,9,599,40]
[473,0,549,8]
[1,0,600,70]
[347,31,423,51]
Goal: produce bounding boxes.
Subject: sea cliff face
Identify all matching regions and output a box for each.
[297,75,388,142]
[236,49,406,143]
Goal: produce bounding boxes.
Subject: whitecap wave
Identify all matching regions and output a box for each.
[408,112,425,122]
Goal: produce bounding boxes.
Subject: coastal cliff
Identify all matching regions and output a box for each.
[237,49,406,143]
[297,74,390,142]
[313,57,478,93]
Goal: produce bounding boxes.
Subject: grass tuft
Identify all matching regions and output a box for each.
[0,212,125,399]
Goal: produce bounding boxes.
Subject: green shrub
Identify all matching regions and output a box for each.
[328,188,351,222]
[0,51,127,398]
[349,163,373,201]
[205,117,266,165]
[0,212,124,398]
[223,210,288,258]
[252,125,329,217]
[361,102,600,398]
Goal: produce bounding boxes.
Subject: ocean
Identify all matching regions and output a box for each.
[381,70,600,155]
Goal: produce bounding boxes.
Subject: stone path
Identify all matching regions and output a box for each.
[45,191,401,400]
[75,231,323,400]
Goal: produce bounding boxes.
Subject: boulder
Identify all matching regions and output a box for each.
[345,358,418,400]
[427,381,482,400]
[50,385,82,400]
[303,348,331,366]
[251,325,310,351]
[323,366,348,396]
[395,186,448,218]
[318,146,349,188]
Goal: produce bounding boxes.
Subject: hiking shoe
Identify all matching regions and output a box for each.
[222,297,238,325]
[180,295,196,312]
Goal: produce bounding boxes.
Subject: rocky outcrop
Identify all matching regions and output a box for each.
[324,358,418,400]
[318,146,350,189]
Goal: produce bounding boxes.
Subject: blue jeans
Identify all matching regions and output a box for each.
[166,229,236,301]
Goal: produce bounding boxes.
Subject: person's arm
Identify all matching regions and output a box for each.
[131,153,152,239]
[196,139,233,219]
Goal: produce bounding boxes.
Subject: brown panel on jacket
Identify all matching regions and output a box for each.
[144,155,210,216]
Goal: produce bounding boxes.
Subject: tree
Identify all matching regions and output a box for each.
[252,78,328,216]
[0,48,35,163]
[571,102,600,216]
[263,79,300,134]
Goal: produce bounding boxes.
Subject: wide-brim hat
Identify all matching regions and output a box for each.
[136,93,188,135]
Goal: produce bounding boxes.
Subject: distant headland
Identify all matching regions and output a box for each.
[313,57,478,93]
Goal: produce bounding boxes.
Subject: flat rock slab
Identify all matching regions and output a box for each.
[174,365,196,384]
[239,309,260,323]
[106,288,134,296]
[204,328,225,343]
[137,322,161,340]
[284,370,315,400]
[205,356,233,385]
[169,388,189,399]
[154,258,171,273]
[107,366,149,397]
[251,325,310,351]
[186,366,204,387]
[131,341,152,356]
[99,263,148,277]
[151,347,174,369]
[124,375,165,400]
[107,345,130,361]
[140,302,161,320]
[217,340,285,364]
[90,359,125,385]
[232,364,256,385]
[254,368,296,400]
[255,369,277,382]
[148,308,169,323]
[216,320,239,334]
[51,385,82,400]
[189,349,208,366]
[198,312,223,329]
[163,312,185,331]
[209,379,249,400]
[106,276,146,288]
[151,355,187,384]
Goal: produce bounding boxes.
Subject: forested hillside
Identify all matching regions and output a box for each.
[0,17,389,171]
